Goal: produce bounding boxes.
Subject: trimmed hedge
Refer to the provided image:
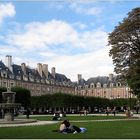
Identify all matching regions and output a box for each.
[30,92,137,109]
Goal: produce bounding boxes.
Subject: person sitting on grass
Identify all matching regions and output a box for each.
[52,112,60,121]
[59,119,86,134]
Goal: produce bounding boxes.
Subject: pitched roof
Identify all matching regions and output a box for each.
[0,61,71,84]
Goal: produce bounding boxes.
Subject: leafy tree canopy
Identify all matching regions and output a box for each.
[11,87,31,108]
[108,7,140,97]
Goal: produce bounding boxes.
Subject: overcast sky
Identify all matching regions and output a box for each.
[0,0,139,81]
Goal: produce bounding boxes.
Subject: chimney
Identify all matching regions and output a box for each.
[37,63,43,77]
[42,64,48,79]
[109,73,113,81]
[78,74,82,83]
[21,63,26,75]
[51,67,55,78]
[5,55,13,72]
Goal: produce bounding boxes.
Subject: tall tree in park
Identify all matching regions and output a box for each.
[11,87,31,108]
[108,8,140,97]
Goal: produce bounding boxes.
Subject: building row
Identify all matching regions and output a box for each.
[0,55,75,96]
[0,55,135,99]
[75,74,135,99]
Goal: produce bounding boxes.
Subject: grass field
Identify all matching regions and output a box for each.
[30,114,127,121]
[0,115,140,139]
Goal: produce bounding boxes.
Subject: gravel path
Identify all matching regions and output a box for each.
[0,120,58,127]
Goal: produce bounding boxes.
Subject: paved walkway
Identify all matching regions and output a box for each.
[0,114,139,127]
[0,120,58,127]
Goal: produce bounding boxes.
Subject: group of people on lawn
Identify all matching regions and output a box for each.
[52,111,66,120]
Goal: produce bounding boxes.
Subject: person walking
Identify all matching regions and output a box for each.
[26,108,30,119]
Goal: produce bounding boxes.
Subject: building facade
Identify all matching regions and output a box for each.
[0,55,75,96]
[75,74,135,99]
[0,55,134,99]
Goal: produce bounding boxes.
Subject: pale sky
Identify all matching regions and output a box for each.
[0,0,139,81]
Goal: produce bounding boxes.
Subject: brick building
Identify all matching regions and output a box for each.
[75,74,135,99]
[0,55,75,96]
[0,55,135,99]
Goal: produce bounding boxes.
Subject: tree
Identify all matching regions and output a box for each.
[11,87,31,108]
[108,7,140,97]
[0,87,7,103]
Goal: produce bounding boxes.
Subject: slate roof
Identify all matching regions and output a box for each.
[0,61,72,84]
[0,61,12,76]
[0,61,6,70]
[78,75,125,87]
[55,73,70,82]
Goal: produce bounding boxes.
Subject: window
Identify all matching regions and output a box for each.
[3,81,6,85]
[47,87,50,91]
[10,83,14,87]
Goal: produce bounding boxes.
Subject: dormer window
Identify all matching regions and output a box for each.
[78,86,81,89]
[29,72,32,76]
[117,82,121,87]
[97,82,101,88]
[103,84,107,88]
[2,71,7,78]
[9,74,14,79]
[16,75,21,80]
[90,83,95,88]
[85,85,88,89]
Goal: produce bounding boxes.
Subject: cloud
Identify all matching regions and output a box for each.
[0,3,15,25]
[6,20,107,53]
[2,19,113,81]
[44,47,114,81]
[7,20,79,50]
[72,22,87,30]
[70,0,98,4]
[70,2,102,16]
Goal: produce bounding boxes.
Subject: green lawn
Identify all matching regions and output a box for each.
[0,115,140,139]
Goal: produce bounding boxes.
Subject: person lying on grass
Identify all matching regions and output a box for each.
[59,119,87,134]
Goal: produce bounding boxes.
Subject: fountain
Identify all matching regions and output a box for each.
[0,87,37,124]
